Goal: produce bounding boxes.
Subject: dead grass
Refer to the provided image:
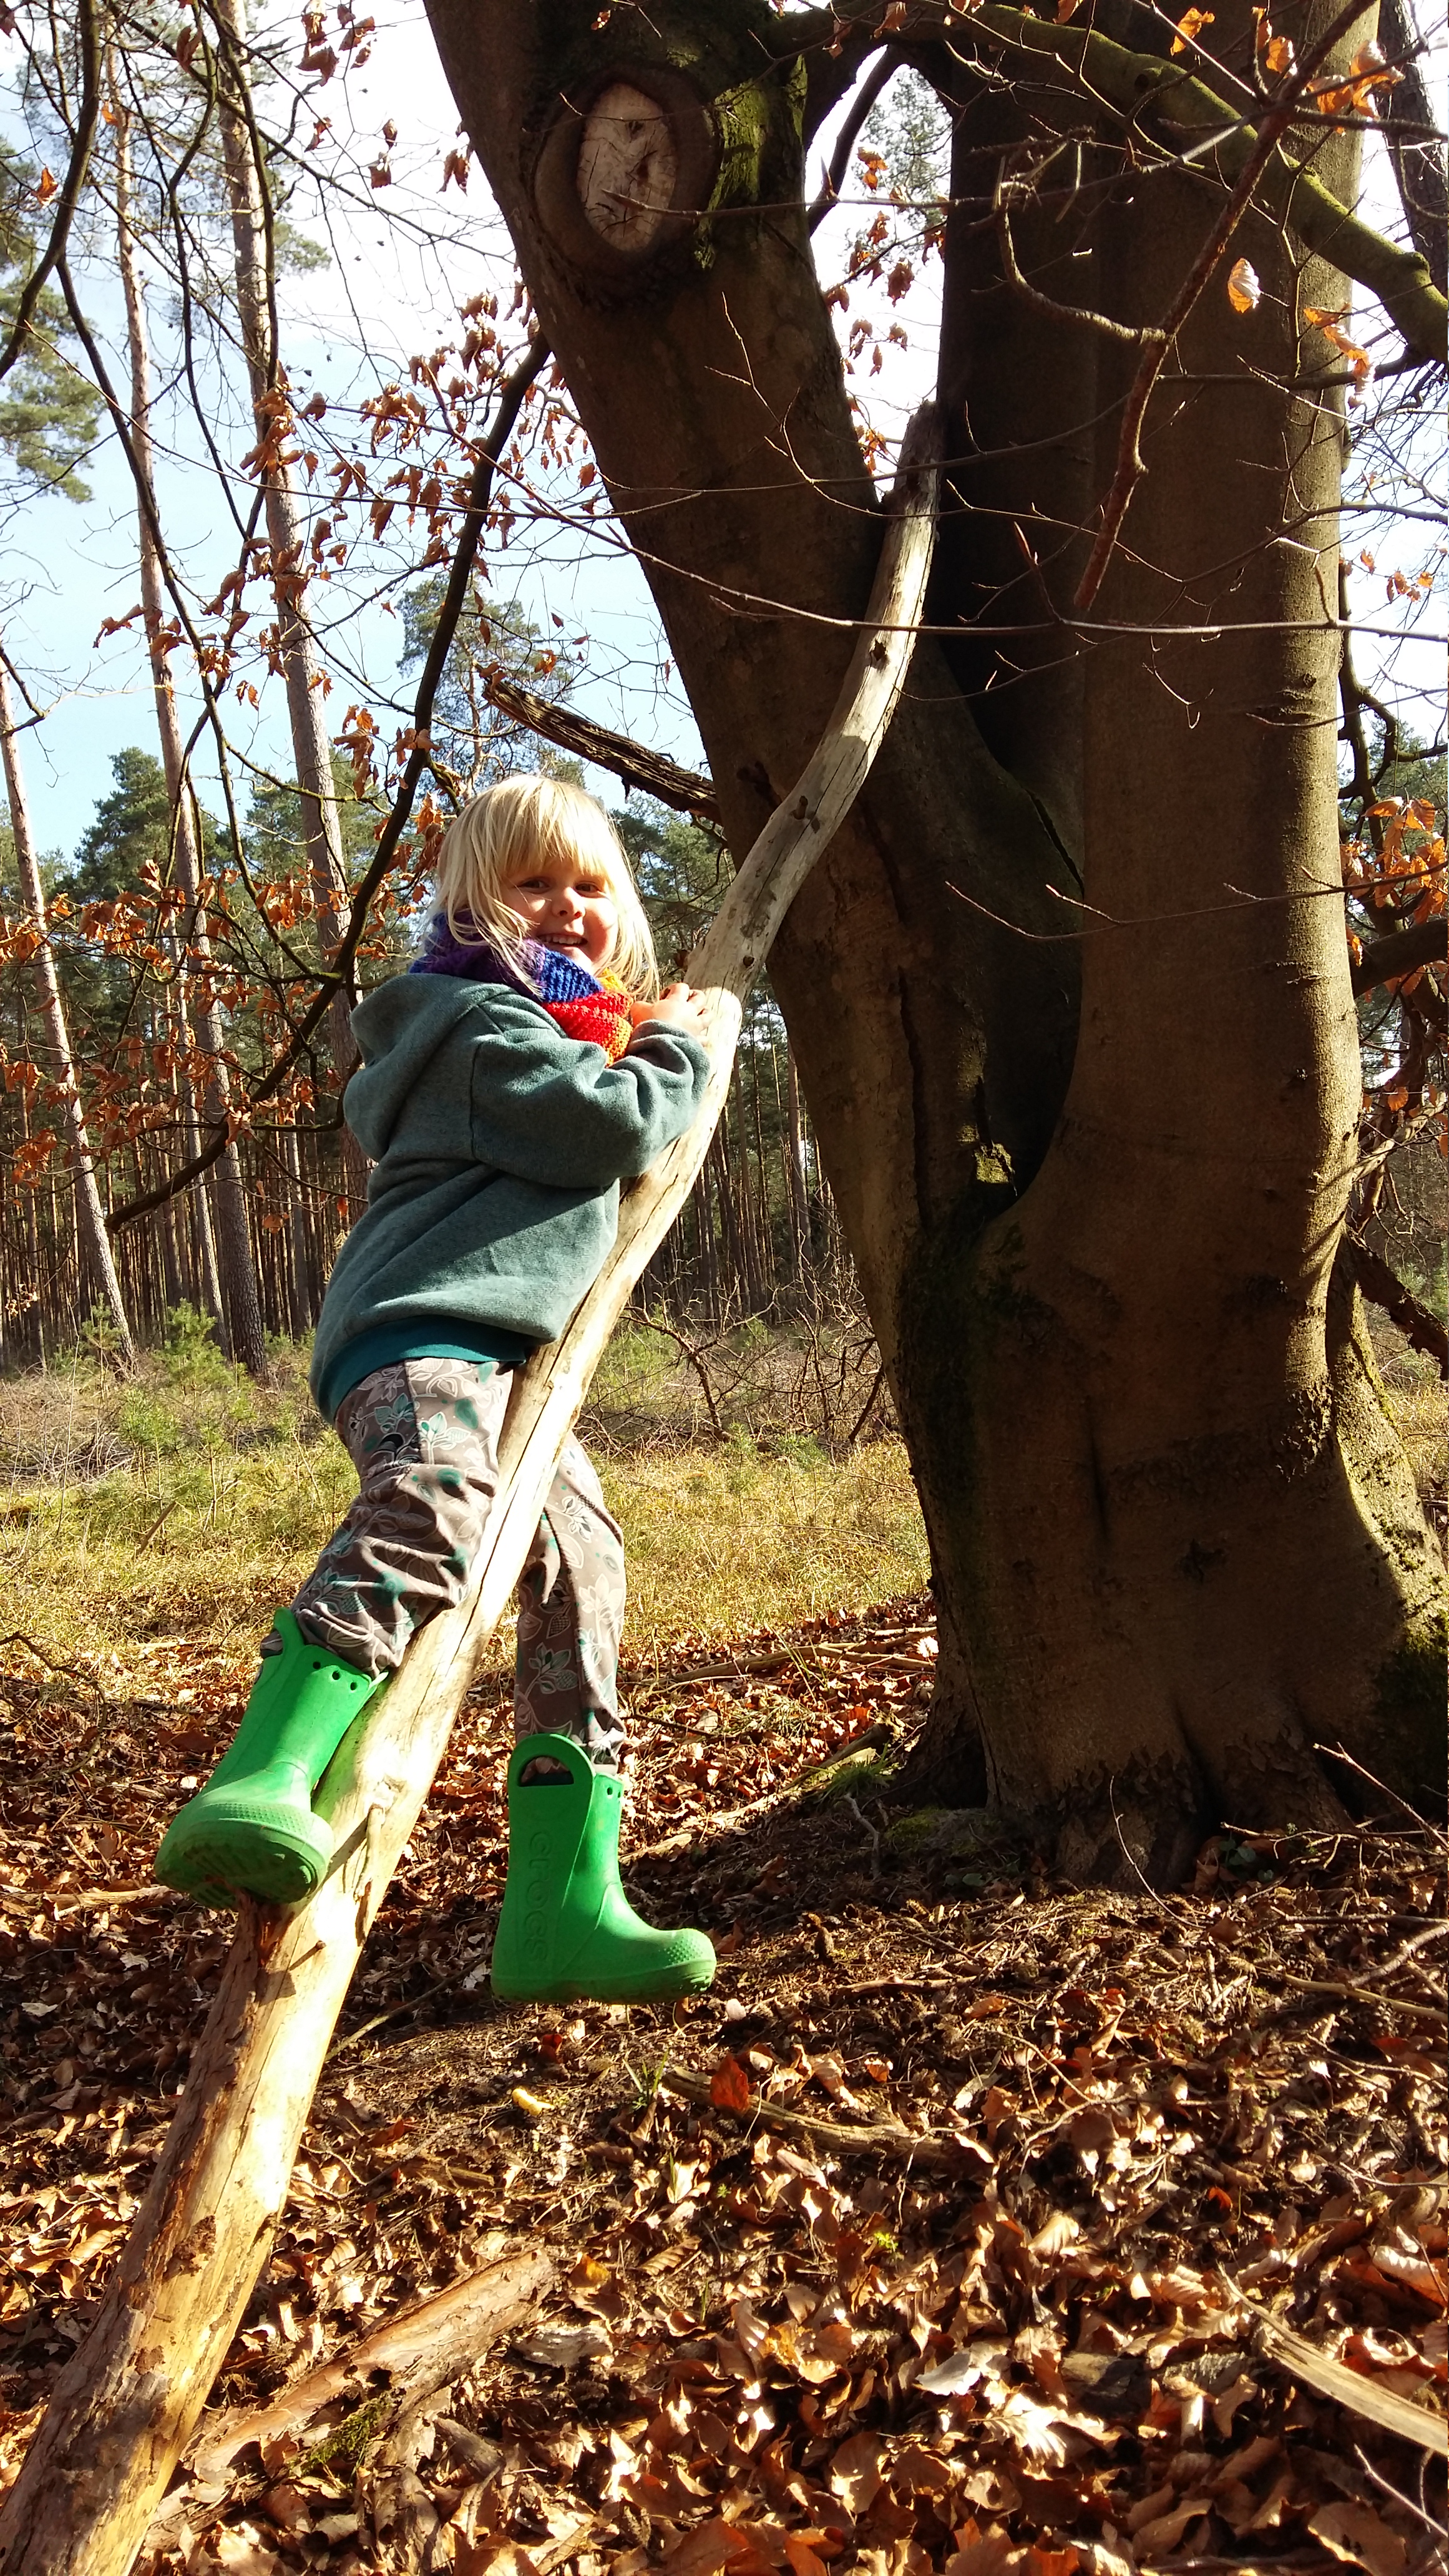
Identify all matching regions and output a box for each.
[1378,1342,1449,1538]
[0,1337,927,1684]
[0,1308,1437,1687]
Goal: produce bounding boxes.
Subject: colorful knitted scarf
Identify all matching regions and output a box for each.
[409,912,633,1063]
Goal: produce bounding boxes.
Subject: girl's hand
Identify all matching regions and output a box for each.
[630,982,711,1044]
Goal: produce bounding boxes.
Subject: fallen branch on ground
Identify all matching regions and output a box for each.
[659,2061,988,2172]
[1239,2295,1448,2456]
[186,2245,555,2486]
[142,2247,554,2560]
[0,406,941,2576]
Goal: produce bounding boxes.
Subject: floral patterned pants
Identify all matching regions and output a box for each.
[291,1358,626,1767]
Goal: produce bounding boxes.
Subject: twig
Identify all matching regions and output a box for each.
[1074,0,1368,612]
[1315,1744,1448,1847]
[634,1312,726,1439]
[0,0,100,389]
[0,1883,166,1914]
[995,183,1162,346]
[0,1631,105,1698]
[841,1792,882,1875]
[134,1498,178,1554]
[1214,1943,1447,2025]
[660,2061,987,2170]
[844,1355,889,1445]
[808,48,902,231]
[105,334,551,1231]
[328,1960,486,2059]
[1352,2443,1448,2542]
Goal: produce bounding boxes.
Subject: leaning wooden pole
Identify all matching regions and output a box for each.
[0,407,939,2576]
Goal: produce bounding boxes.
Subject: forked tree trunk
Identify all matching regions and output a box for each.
[902,39,1445,1873]
[424,0,1445,1870]
[0,659,135,1367]
[0,427,937,2576]
[112,82,268,1377]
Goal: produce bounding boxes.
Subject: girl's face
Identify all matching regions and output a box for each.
[502,849,618,970]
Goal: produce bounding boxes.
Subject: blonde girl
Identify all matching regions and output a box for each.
[157,776,716,2004]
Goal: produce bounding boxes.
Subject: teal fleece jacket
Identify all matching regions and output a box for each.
[309,975,710,1417]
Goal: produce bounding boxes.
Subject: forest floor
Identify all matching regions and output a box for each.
[0,1327,1444,2575]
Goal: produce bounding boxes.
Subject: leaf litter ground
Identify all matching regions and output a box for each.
[0,1596,1443,2576]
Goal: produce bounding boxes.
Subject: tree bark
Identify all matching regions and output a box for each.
[112,87,267,1377]
[0,437,936,2576]
[210,0,371,1220]
[0,658,136,1367]
[424,0,1445,1867]
[1375,0,1447,299]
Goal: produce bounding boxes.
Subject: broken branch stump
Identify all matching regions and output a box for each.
[0,406,940,2576]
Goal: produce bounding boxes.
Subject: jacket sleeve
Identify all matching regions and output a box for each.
[467,997,710,1188]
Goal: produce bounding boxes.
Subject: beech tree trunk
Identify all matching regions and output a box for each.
[426,0,1446,1875]
[112,89,266,1374]
[0,659,135,1365]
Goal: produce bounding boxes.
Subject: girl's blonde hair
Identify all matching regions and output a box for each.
[431,774,658,998]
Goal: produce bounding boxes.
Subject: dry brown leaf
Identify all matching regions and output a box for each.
[1307,2503,1410,2576]
[942,2525,1022,2576]
[662,2517,759,2576]
[828,2429,886,2516]
[1129,2497,1212,2555]
[454,2546,544,2576]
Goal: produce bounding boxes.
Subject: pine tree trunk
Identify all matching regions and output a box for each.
[785,1046,810,1285]
[112,90,267,1377]
[0,657,135,1367]
[210,0,371,1220]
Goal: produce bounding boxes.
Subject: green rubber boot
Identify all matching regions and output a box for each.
[490,1732,716,2005]
[155,1610,386,1908]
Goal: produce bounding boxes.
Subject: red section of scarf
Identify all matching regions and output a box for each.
[545,985,633,1065]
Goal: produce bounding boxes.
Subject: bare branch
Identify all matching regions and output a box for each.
[1377,0,1447,299]
[809,48,902,232]
[779,1,1448,363]
[1352,919,1448,995]
[1346,1230,1449,1377]
[1075,0,1367,615]
[0,0,100,387]
[481,670,719,821]
[105,333,552,1232]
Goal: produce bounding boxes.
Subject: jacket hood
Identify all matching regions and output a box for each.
[344,975,500,1161]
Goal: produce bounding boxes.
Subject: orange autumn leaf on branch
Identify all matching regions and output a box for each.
[1171,6,1214,50]
[1311,41,1402,122]
[1227,258,1261,313]
[1304,305,1373,384]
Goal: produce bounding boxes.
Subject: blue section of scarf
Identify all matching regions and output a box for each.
[408,911,607,1006]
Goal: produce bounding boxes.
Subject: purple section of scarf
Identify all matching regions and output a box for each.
[408,912,605,1005]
